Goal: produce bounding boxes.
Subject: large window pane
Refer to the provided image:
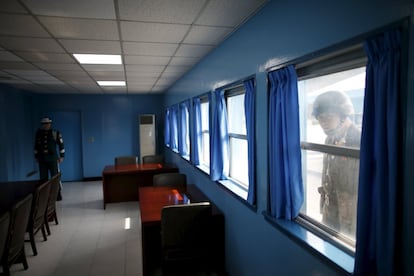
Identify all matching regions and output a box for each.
[229,137,248,186]
[298,66,365,244]
[200,101,210,167]
[227,93,246,135]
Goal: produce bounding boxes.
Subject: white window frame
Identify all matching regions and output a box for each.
[199,96,210,171]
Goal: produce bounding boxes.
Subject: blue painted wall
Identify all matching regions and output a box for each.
[0,88,164,180]
[163,0,414,275]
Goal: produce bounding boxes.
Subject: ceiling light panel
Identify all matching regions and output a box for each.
[97,80,125,86]
[73,54,122,64]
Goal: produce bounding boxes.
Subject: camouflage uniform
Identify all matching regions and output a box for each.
[313,91,361,237]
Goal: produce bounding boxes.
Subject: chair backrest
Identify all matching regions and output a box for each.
[46,173,61,218]
[114,156,138,166]
[161,202,212,252]
[153,173,187,189]
[7,194,32,261]
[142,154,165,164]
[30,179,51,230]
[0,212,10,260]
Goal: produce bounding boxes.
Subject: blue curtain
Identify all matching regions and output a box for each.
[244,79,256,205]
[210,89,229,181]
[191,97,202,165]
[268,65,303,219]
[170,105,178,151]
[179,101,190,157]
[164,108,170,147]
[354,29,402,276]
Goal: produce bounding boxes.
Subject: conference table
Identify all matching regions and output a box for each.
[0,179,42,213]
[139,184,226,276]
[101,163,178,209]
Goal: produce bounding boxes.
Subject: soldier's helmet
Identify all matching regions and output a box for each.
[312,91,354,119]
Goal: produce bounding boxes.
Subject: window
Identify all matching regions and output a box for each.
[226,86,248,188]
[179,101,190,159]
[296,45,366,251]
[200,97,210,168]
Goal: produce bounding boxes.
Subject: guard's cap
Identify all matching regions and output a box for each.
[40,117,52,124]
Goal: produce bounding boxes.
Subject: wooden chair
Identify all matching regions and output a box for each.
[161,202,213,275]
[1,194,32,275]
[114,156,138,166]
[142,154,165,164]
[153,173,187,191]
[26,179,51,256]
[45,173,61,236]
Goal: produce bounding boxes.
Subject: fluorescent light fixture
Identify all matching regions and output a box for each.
[73,54,122,64]
[97,81,126,86]
[124,217,131,230]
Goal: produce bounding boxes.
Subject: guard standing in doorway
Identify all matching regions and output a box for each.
[34,117,65,200]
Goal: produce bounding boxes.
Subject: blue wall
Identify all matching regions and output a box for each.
[163,0,414,275]
[0,87,164,180]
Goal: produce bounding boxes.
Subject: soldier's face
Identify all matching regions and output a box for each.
[317,112,341,135]
[41,123,51,130]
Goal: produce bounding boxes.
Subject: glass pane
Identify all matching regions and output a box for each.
[229,137,248,187]
[298,66,365,242]
[227,94,246,135]
[201,101,209,131]
[202,132,210,167]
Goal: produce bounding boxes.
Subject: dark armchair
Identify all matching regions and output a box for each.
[153,173,187,191]
[161,202,213,275]
[142,154,165,164]
[114,156,138,166]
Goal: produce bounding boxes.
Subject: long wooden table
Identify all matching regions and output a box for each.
[139,185,225,276]
[101,163,178,209]
[0,180,42,213]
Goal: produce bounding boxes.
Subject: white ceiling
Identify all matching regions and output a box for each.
[0,0,267,94]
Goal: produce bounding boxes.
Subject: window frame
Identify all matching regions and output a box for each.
[295,43,367,254]
[199,95,210,170]
[224,84,249,190]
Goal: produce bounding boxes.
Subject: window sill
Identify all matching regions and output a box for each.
[196,164,210,175]
[262,212,354,275]
[218,179,248,200]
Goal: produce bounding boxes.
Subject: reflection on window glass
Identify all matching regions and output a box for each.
[227,91,248,187]
[298,67,365,243]
[200,101,210,167]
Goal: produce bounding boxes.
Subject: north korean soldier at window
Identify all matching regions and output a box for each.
[34,117,65,200]
[312,91,361,237]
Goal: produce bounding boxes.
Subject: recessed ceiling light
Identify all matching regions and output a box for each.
[97,81,126,86]
[73,54,122,64]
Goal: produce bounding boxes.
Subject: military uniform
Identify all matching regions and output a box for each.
[319,123,360,237]
[34,127,65,180]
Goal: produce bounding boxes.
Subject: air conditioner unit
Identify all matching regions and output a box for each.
[139,114,156,164]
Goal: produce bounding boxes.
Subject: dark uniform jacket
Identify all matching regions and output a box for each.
[34,128,65,162]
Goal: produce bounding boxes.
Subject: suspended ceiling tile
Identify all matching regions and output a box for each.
[0,0,28,13]
[155,78,176,86]
[39,17,119,40]
[175,44,212,57]
[124,55,171,66]
[4,69,52,78]
[15,52,75,63]
[82,64,124,72]
[118,0,206,24]
[88,71,125,79]
[123,42,178,56]
[59,39,121,54]
[125,65,165,73]
[195,0,266,27]
[21,0,116,19]
[0,78,32,84]
[0,14,50,37]
[169,56,199,66]
[0,51,24,62]
[121,21,189,43]
[0,37,65,52]
[0,62,37,70]
[151,84,169,93]
[45,70,90,78]
[128,79,157,86]
[126,71,160,79]
[101,86,127,93]
[35,63,83,71]
[183,25,233,45]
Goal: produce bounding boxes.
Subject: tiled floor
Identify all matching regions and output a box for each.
[10,181,144,276]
